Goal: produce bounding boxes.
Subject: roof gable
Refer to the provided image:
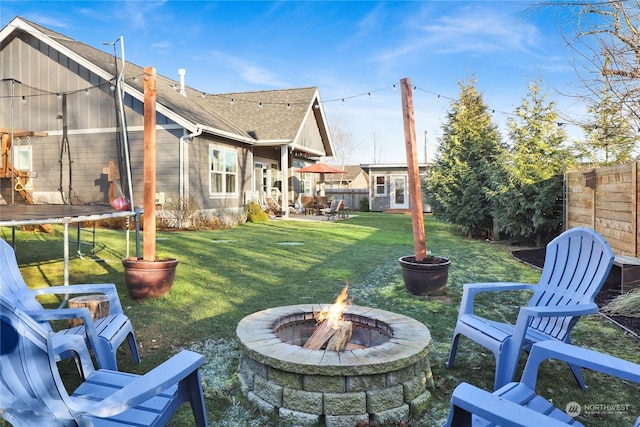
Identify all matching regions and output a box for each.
[2,16,332,153]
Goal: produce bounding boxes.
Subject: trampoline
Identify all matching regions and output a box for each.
[0,204,138,285]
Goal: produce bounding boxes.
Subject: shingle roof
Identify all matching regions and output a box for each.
[202,87,319,141]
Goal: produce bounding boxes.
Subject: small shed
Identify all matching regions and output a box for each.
[361,163,429,212]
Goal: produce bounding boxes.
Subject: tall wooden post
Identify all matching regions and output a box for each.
[400,78,427,261]
[143,67,157,262]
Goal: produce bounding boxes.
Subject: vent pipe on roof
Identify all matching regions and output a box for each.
[178,68,187,97]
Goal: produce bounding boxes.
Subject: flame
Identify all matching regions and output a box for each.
[317,285,352,329]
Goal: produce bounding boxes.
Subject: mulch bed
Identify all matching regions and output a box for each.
[512,248,640,339]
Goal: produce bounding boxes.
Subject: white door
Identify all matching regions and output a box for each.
[390,175,409,209]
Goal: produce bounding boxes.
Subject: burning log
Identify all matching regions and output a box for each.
[303,285,353,351]
[326,320,353,351]
[303,319,353,351]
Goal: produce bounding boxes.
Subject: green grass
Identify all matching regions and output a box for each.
[3,213,639,426]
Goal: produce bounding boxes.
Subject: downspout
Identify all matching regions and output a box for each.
[179,126,202,205]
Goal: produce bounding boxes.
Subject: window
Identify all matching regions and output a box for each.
[374,175,387,196]
[12,145,32,172]
[209,146,237,195]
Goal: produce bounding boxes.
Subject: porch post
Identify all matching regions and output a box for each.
[281,145,289,217]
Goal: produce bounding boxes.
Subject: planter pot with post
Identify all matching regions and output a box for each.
[399,77,451,296]
[122,257,178,299]
[122,66,178,300]
[399,255,451,296]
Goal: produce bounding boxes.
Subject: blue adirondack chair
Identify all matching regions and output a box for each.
[446,226,615,390]
[445,340,640,426]
[0,296,208,426]
[0,238,140,370]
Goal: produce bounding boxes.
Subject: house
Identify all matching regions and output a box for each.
[324,165,369,189]
[0,16,333,219]
[361,163,430,212]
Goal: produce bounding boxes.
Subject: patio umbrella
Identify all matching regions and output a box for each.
[296,163,344,196]
[296,163,344,174]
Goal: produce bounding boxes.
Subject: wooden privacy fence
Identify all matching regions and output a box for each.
[325,188,368,211]
[565,161,639,257]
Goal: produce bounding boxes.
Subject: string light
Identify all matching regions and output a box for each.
[1,76,592,129]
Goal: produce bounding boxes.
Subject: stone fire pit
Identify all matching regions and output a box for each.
[236,304,433,427]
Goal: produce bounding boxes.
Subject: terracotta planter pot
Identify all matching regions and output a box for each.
[122,257,178,300]
[399,255,451,296]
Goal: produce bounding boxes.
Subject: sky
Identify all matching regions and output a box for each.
[1,0,589,164]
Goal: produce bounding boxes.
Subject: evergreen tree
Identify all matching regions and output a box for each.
[425,78,502,237]
[581,88,639,166]
[488,82,573,245]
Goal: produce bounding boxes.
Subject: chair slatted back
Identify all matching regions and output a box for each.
[0,297,72,425]
[0,239,45,313]
[528,227,614,341]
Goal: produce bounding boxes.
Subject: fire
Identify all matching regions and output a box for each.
[316,285,352,329]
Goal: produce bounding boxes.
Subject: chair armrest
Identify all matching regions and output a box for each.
[521,340,640,389]
[447,382,570,427]
[48,333,96,378]
[27,308,103,362]
[519,303,599,319]
[67,350,204,417]
[30,284,124,314]
[459,283,536,316]
[499,302,600,386]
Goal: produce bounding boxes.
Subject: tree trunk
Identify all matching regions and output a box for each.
[67,295,110,327]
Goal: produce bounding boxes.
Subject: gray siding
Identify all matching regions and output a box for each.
[188,136,252,211]
[1,32,116,131]
[295,114,324,152]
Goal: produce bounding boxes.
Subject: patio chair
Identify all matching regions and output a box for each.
[302,196,315,215]
[315,196,329,214]
[446,226,615,390]
[265,197,283,216]
[322,199,344,220]
[445,340,640,426]
[0,238,140,371]
[0,296,208,426]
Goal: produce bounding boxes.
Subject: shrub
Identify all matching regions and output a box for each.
[246,201,269,223]
[359,196,370,212]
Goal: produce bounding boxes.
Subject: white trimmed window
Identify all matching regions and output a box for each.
[374,175,387,196]
[209,146,237,195]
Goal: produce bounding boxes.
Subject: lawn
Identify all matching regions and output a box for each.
[3,213,639,426]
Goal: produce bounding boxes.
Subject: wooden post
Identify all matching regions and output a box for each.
[400,78,427,261]
[143,67,157,262]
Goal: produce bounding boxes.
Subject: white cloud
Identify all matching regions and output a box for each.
[377,5,540,61]
[203,50,289,88]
